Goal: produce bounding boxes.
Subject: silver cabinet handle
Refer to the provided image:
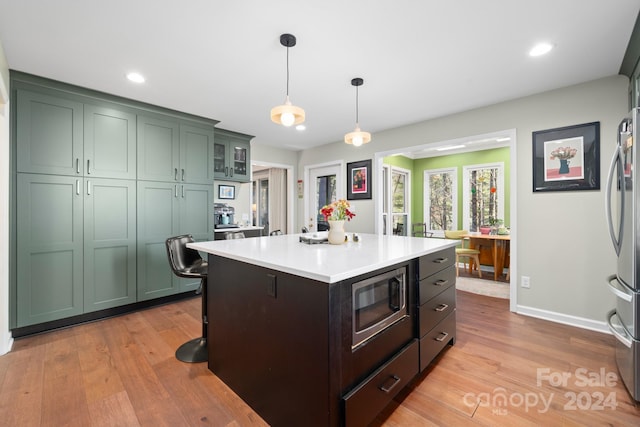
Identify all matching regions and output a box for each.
[175,185,178,198]
[181,168,185,181]
[87,159,91,175]
[174,168,178,181]
[607,275,633,302]
[76,179,80,195]
[225,166,229,177]
[435,303,449,312]
[76,158,80,174]
[434,279,448,287]
[379,375,401,394]
[181,185,185,198]
[230,167,234,177]
[87,180,91,195]
[433,257,448,264]
[435,332,449,342]
[607,309,632,348]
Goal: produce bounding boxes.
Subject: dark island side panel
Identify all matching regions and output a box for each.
[207,255,337,427]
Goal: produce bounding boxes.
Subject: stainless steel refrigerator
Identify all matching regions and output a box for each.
[606,107,640,401]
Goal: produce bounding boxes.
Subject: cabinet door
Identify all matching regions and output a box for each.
[137,181,180,300]
[84,178,137,312]
[16,90,83,176]
[213,140,230,180]
[84,105,137,179]
[16,174,84,327]
[179,183,214,292]
[137,116,180,182]
[180,124,214,184]
[230,140,251,182]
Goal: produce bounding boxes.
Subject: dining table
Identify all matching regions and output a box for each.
[461,232,510,281]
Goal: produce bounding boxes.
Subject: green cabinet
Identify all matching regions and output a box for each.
[15,174,137,326]
[213,128,252,182]
[83,178,137,312]
[16,90,137,179]
[137,117,215,184]
[137,181,213,300]
[16,90,83,176]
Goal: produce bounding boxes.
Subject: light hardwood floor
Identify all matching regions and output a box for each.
[1,290,639,426]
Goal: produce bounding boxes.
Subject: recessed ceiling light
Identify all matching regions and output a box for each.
[529,42,553,57]
[296,124,306,131]
[126,72,145,83]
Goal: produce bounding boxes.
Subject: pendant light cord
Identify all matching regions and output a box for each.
[355,85,359,125]
[286,46,290,97]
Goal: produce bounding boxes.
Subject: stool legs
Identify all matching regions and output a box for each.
[175,277,208,363]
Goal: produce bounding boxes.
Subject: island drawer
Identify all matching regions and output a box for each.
[343,339,419,427]
[419,311,456,372]
[418,247,455,280]
[418,264,455,304]
[418,285,456,337]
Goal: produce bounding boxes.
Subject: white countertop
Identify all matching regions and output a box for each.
[188,233,457,283]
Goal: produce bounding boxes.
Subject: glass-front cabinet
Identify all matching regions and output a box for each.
[214,128,253,182]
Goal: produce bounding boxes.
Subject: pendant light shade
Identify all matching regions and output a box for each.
[344,77,371,146]
[271,34,305,127]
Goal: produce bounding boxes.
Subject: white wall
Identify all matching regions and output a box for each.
[0,39,13,354]
[297,75,629,329]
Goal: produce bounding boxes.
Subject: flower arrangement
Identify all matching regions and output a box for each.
[320,199,356,221]
[549,147,578,160]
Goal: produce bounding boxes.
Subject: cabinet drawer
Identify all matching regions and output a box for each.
[343,340,419,427]
[420,311,456,372]
[418,264,455,304]
[418,247,455,280]
[418,285,456,337]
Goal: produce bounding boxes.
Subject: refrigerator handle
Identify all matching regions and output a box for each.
[606,274,633,302]
[605,145,624,256]
[607,309,633,349]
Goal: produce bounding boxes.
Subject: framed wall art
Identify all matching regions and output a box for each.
[532,121,600,192]
[347,159,372,200]
[218,184,235,199]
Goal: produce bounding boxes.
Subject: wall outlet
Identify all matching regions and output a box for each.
[521,276,531,289]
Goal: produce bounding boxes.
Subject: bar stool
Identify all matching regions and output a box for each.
[165,234,208,363]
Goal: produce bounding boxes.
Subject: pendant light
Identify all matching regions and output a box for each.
[271,33,305,127]
[344,77,371,146]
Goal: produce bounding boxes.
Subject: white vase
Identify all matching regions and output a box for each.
[327,220,346,245]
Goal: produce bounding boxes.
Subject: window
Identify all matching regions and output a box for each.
[315,174,336,231]
[381,165,411,235]
[424,168,457,237]
[462,163,504,232]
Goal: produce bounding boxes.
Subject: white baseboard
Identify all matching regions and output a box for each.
[516,304,610,335]
[0,330,13,356]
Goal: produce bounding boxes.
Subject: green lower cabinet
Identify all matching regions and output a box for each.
[137,181,213,300]
[16,174,138,326]
[83,178,137,312]
[16,174,84,327]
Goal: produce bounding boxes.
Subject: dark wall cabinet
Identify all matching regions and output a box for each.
[10,72,220,329]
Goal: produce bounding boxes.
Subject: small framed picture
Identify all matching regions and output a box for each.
[218,184,235,199]
[532,122,600,192]
[347,159,372,200]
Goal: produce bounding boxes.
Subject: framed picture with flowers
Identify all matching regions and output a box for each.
[532,121,600,192]
[347,159,372,200]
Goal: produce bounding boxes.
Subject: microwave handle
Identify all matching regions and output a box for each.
[388,277,401,311]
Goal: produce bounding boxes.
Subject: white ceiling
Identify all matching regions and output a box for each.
[0,1,638,151]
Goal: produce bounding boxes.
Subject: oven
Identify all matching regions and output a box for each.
[352,266,408,350]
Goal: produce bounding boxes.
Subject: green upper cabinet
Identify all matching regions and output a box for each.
[84,104,137,179]
[180,124,215,184]
[213,128,253,182]
[138,116,215,184]
[16,89,83,176]
[137,115,180,182]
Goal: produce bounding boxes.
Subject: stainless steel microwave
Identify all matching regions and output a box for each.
[352,267,408,350]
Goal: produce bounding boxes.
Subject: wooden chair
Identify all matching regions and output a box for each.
[444,230,482,278]
[411,222,433,237]
[224,231,246,239]
[270,230,283,236]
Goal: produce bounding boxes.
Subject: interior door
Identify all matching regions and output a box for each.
[307,164,343,232]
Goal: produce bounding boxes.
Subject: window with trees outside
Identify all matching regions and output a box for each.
[462,163,504,232]
[381,165,411,235]
[424,168,457,237]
